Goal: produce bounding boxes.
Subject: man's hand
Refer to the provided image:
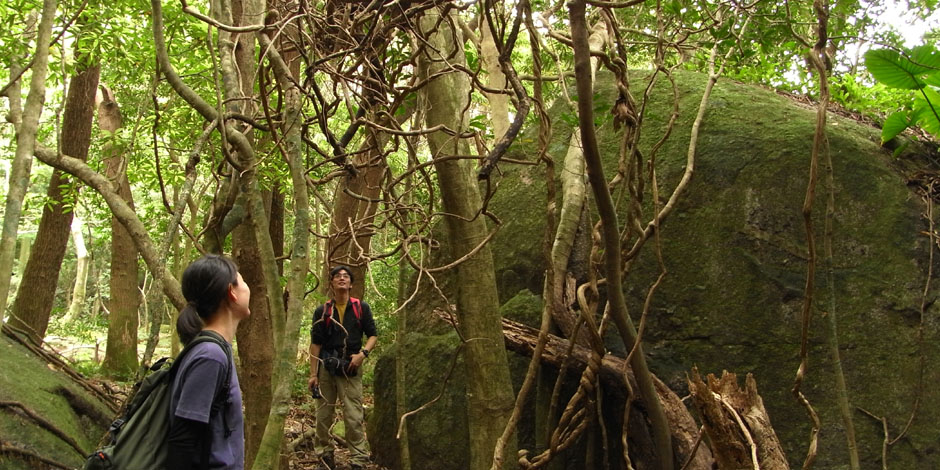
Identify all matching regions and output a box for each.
[348,351,366,372]
[308,374,319,391]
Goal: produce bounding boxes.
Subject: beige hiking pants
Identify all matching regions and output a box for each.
[314,370,370,465]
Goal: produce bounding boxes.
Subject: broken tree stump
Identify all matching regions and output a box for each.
[688,368,789,470]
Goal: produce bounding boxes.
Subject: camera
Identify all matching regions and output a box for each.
[310,384,322,399]
[322,350,356,377]
[324,355,355,377]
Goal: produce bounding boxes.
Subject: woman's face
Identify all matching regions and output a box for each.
[230,271,251,317]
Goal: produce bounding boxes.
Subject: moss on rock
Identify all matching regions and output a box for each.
[0,333,111,469]
[487,69,940,468]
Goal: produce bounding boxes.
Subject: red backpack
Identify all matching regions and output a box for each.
[323,297,362,329]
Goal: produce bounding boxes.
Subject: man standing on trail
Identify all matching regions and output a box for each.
[308,265,378,470]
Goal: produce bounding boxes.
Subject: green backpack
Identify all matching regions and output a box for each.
[83,331,232,470]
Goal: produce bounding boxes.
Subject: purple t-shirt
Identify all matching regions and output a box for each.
[170,340,245,469]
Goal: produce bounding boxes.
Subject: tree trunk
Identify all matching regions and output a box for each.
[234,219,275,467]
[548,23,606,346]
[0,0,56,318]
[66,217,90,321]
[418,8,517,470]
[99,89,140,377]
[8,58,100,341]
[326,108,411,298]
[325,139,386,299]
[480,19,509,140]
[224,0,273,464]
[250,24,311,470]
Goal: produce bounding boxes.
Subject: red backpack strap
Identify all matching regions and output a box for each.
[349,297,362,327]
[323,300,334,327]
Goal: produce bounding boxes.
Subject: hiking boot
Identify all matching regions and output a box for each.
[350,464,364,470]
[319,454,335,470]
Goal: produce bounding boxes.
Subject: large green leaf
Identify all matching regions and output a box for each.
[881,111,912,143]
[914,86,940,135]
[864,46,940,90]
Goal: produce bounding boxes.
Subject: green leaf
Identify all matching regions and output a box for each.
[864,47,940,90]
[892,140,910,158]
[881,111,911,143]
[913,86,940,135]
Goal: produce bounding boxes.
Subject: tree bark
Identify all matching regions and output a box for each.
[66,217,89,321]
[234,218,275,467]
[0,0,56,317]
[326,106,412,298]
[418,8,517,470]
[224,0,273,464]
[8,57,99,341]
[480,19,509,140]
[250,26,311,470]
[99,89,140,377]
[688,370,789,470]
[325,133,388,299]
[548,23,606,345]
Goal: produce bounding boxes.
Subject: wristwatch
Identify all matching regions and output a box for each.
[362,348,370,358]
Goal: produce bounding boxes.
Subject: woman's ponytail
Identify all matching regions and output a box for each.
[176,303,205,346]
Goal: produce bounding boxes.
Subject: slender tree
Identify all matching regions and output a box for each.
[9,48,99,341]
[100,85,140,377]
[568,2,673,468]
[0,0,56,318]
[418,7,517,469]
[66,217,89,321]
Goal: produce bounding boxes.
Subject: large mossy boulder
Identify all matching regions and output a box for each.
[372,69,939,470]
[486,70,940,469]
[0,332,112,469]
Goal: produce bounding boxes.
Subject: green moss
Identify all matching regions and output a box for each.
[487,69,940,468]
[499,289,544,327]
[368,331,470,470]
[0,333,111,468]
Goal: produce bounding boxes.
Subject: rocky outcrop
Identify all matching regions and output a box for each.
[372,70,940,469]
[0,330,112,469]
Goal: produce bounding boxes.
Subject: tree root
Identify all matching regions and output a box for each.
[0,401,87,457]
[0,439,75,469]
[2,324,118,414]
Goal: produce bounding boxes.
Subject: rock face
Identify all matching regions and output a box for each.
[372,70,940,470]
[0,331,112,469]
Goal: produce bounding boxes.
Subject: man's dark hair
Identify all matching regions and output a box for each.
[330,265,354,284]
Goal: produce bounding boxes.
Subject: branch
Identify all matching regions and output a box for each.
[34,147,185,310]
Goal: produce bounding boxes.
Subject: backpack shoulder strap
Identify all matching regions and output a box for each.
[349,297,361,318]
[323,300,334,327]
[349,297,362,322]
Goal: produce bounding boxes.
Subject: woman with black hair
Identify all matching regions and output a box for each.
[167,254,250,469]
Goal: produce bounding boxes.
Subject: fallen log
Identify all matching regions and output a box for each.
[434,310,714,470]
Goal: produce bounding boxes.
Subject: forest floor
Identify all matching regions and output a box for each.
[284,393,387,470]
